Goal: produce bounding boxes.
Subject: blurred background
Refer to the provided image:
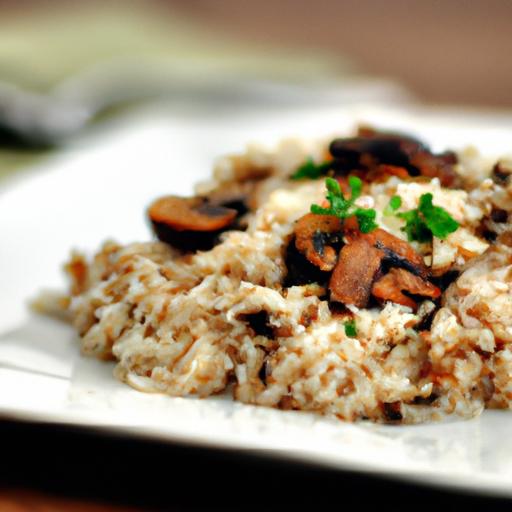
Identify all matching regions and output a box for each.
[2,0,512,105]
[0,0,511,180]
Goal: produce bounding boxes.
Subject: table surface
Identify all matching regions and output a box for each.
[1,419,512,511]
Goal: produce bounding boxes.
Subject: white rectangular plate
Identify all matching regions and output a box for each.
[1,103,512,497]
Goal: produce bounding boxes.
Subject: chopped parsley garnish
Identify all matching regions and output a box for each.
[310,177,378,233]
[291,158,332,180]
[344,319,357,338]
[384,195,402,216]
[395,192,459,242]
[354,208,378,234]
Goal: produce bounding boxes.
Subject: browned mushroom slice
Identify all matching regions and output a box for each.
[329,127,461,188]
[368,229,429,279]
[357,126,427,158]
[343,223,429,279]
[329,237,384,307]
[372,268,441,310]
[374,164,410,180]
[409,150,461,188]
[149,196,237,231]
[294,213,343,271]
[492,160,512,185]
[284,236,332,287]
[329,130,426,175]
[148,196,238,251]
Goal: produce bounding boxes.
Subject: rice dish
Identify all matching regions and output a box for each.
[35,126,512,424]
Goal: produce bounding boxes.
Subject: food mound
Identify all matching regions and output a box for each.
[39,126,512,423]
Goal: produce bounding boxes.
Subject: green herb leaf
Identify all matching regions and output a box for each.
[291,158,332,180]
[325,176,343,198]
[348,175,362,201]
[418,193,459,239]
[397,193,459,242]
[384,195,402,216]
[354,208,378,233]
[310,204,333,215]
[344,320,357,338]
[397,209,432,243]
[310,177,378,233]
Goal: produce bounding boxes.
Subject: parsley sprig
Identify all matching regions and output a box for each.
[344,319,358,338]
[387,193,459,242]
[291,158,332,180]
[384,195,402,216]
[310,177,378,234]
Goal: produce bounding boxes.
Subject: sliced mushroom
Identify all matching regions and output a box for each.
[372,268,440,310]
[149,196,237,232]
[369,229,429,279]
[479,206,511,243]
[148,195,238,251]
[357,126,428,157]
[373,164,410,180]
[329,135,423,170]
[284,236,331,287]
[329,220,431,308]
[329,237,384,307]
[491,207,509,223]
[492,159,512,185]
[344,223,429,279]
[409,150,460,188]
[294,213,343,271]
[328,128,461,187]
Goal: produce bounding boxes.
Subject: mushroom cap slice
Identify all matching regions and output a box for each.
[372,268,441,310]
[343,221,429,280]
[369,229,429,279]
[329,237,383,307]
[148,196,237,232]
[329,128,461,188]
[294,213,343,271]
[329,220,432,308]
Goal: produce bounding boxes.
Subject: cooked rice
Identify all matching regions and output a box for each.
[35,129,512,424]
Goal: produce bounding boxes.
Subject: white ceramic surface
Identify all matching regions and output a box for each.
[1,104,512,498]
